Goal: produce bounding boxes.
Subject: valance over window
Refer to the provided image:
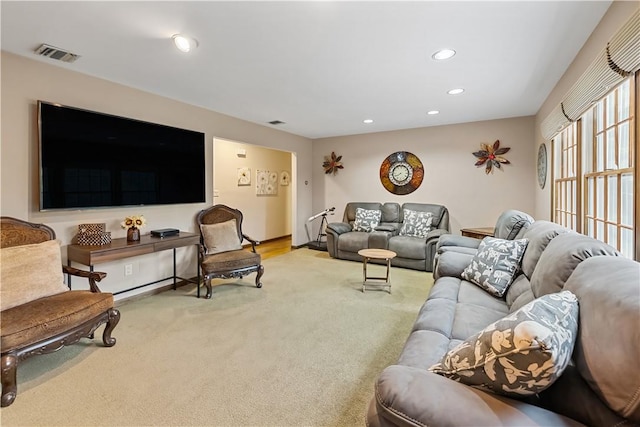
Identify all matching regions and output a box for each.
[541,8,640,140]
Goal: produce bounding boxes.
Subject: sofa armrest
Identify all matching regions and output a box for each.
[370,365,583,427]
[326,222,352,235]
[436,234,482,252]
[63,265,106,293]
[433,250,474,280]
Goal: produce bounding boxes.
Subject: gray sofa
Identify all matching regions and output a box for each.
[433,209,535,275]
[326,202,449,272]
[367,220,640,426]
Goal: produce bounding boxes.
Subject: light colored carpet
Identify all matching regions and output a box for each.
[1,248,432,426]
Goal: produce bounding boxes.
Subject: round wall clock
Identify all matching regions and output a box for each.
[537,143,547,189]
[380,151,424,195]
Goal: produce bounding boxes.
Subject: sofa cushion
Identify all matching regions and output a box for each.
[0,290,114,351]
[352,208,381,232]
[388,236,427,260]
[399,209,433,237]
[200,219,242,255]
[521,221,569,279]
[461,237,528,298]
[0,240,67,311]
[530,232,620,299]
[564,256,640,422]
[337,231,370,253]
[429,290,578,397]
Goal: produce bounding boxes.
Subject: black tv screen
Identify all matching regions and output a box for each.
[38,101,205,210]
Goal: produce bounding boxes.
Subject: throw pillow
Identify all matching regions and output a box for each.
[399,209,433,238]
[0,239,68,311]
[352,208,382,232]
[429,290,579,397]
[462,237,528,297]
[201,219,243,255]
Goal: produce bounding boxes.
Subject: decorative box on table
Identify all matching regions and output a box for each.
[76,223,111,246]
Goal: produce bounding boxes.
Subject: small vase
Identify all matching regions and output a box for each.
[127,227,140,242]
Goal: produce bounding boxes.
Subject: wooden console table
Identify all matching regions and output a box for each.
[67,232,200,296]
[460,227,495,239]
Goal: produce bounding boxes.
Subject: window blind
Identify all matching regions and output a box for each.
[541,8,640,140]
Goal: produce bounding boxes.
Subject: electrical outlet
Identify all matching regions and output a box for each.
[124,264,133,276]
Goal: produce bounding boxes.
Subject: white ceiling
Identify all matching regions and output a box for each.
[1,1,612,139]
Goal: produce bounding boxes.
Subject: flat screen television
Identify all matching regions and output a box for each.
[38,101,206,210]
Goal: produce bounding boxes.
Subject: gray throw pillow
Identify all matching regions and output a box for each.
[462,237,528,297]
[399,209,433,237]
[352,208,381,232]
[200,219,243,255]
[429,290,579,397]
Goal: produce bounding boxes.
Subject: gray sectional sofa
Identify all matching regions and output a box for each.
[325,202,449,272]
[367,220,640,426]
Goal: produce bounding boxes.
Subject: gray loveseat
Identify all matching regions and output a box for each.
[326,202,449,272]
[367,220,640,426]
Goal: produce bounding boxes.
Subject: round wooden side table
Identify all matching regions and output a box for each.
[357,248,397,293]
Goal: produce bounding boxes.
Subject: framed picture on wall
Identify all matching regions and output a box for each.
[238,167,251,186]
[280,171,290,186]
[256,169,278,195]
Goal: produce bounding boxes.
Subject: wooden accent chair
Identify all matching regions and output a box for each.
[196,205,264,299]
[0,217,120,407]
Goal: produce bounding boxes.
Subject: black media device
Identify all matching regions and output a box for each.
[38,101,206,211]
[151,228,180,238]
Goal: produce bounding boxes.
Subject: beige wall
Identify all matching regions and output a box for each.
[213,138,292,240]
[533,1,639,220]
[0,52,312,298]
[312,116,536,235]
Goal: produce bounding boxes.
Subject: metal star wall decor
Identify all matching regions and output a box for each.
[473,140,511,174]
[323,151,343,175]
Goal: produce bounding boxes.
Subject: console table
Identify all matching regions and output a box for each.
[460,227,495,240]
[67,232,200,296]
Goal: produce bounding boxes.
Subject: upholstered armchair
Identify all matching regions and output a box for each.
[0,217,120,407]
[196,205,264,299]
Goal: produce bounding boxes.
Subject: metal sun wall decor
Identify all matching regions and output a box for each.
[472,140,511,174]
[323,152,343,175]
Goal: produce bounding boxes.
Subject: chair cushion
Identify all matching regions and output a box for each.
[201,250,261,274]
[200,219,242,255]
[461,237,528,298]
[0,290,114,352]
[399,209,433,237]
[429,290,578,397]
[0,240,67,311]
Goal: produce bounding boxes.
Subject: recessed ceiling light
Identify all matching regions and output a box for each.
[427,110,440,115]
[363,119,374,124]
[447,88,465,95]
[432,49,456,60]
[172,34,198,53]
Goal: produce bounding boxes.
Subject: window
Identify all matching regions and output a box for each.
[552,76,636,259]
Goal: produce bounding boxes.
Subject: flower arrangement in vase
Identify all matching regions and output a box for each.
[121,215,146,242]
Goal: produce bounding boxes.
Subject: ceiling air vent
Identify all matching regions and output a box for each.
[268,120,286,125]
[34,44,81,63]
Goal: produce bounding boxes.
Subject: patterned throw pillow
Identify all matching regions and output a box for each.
[352,208,382,232]
[462,237,528,297]
[429,290,579,397]
[399,209,433,238]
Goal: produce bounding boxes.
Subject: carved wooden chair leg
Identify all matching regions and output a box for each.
[204,277,213,299]
[102,308,120,347]
[1,354,18,407]
[255,265,264,288]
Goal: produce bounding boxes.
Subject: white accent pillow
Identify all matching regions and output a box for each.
[201,219,243,255]
[399,209,433,237]
[352,208,382,232]
[429,290,579,397]
[462,237,528,297]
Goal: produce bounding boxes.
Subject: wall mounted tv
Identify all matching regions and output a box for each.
[38,101,206,210]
